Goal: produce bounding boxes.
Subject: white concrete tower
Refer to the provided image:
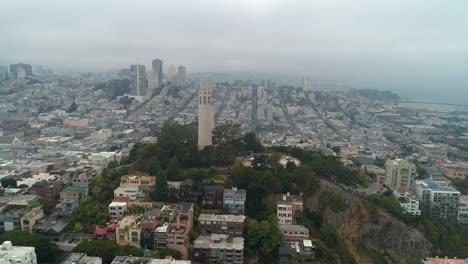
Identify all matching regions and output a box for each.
[198,85,214,150]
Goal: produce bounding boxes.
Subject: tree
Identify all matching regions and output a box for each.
[167,157,180,180]
[73,222,83,232]
[245,215,283,263]
[332,146,341,154]
[152,248,182,259]
[153,172,168,202]
[243,132,263,153]
[38,197,57,215]
[146,157,162,176]
[1,178,17,188]
[73,240,143,264]
[0,230,58,263]
[66,101,78,113]
[318,191,347,213]
[286,161,297,172]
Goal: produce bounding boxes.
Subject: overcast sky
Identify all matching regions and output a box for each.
[1,0,468,93]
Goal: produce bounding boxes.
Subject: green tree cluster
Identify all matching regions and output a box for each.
[73,240,143,264]
[0,230,58,263]
[245,215,283,263]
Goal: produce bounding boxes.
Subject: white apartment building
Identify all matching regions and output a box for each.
[393,188,421,215]
[108,201,128,220]
[385,158,417,190]
[0,241,37,264]
[223,187,246,215]
[113,186,141,201]
[414,180,461,224]
[91,129,112,142]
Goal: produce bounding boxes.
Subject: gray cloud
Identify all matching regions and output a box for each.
[1,0,468,94]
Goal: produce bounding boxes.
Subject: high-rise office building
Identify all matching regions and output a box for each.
[197,85,214,150]
[177,65,186,86]
[9,63,32,78]
[130,65,147,97]
[384,158,417,190]
[168,65,177,84]
[146,71,159,98]
[152,59,163,87]
[302,77,312,92]
[0,66,8,80]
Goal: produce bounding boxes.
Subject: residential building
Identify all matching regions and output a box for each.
[179,179,195,202]
[458,195,468,225]
[20,208,44,233]
[114,186,142,200]
[424,257,468,264]
[111,256,190,264]
[90,129,112,142]
[154,223,169,249]
[152,59,163,87]
[70,171,94,194]
[88,151,119,168]
[393,188,421,215]
[120,175,156,193]
[28,181,63,199]
[197,85,214,150]
[278,224,310,241]
[116,216,141,248]
[223,187,246,215]
[32,217,69,239]
[167,203,193,260]
[130,64,147,97]
[419,144,448,160]
[60,186,87,202]
[56,200,80,216]
[0,241,37,264]
[443,163,468,179]
[109,202,128,220]
[202,185,224,210]
[276,193,304,224]
[384,158,417,190]
[198,214,245,237]
[94,221,118,241]
[193,234,244,264]
[414,180,461,224]
[278,240,315,264]
[61,253,102,264]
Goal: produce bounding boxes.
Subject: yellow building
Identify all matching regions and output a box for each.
[116,216,141,248]
[444,163,468,179]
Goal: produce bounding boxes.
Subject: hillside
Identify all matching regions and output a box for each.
[308,180,432,263]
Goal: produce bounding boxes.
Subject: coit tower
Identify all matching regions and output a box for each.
[198,85,214,150]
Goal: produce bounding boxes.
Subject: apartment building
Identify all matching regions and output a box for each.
[193,234,244,264]
[167,203,193,260]
[414,180,460,224]
[202,185,224,210]
[223,187,246,215]
[198,214,245,237]
[385,158,417,190]
[279,240,315,264]
[120,175,156,193]
[278,224,310,241]
[116,216,141,248]
[393,188,421,215]
[0,241,37,264]
[108,202,128,220]
[276,193,304,224]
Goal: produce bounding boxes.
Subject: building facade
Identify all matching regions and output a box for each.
[193,234,244,264]
[0,241,37,264]
[414,180,460,224]
[385,159,417,190]
[393,188,421,215]
[223,187,246,215]
[197,85,214,150]
[202,185,224,210]
[277,193,304,224]
[198,214,245,237]
[130,64,147,97]
[152,59,163,87]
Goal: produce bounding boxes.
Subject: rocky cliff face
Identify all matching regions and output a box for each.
[309,180,432,263]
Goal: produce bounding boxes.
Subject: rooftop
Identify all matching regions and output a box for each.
[198,214,246,223]
[194,234,244,250]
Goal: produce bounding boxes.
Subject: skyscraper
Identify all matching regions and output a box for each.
[198,85,214,150]
[152,59,163,87]
[168,65,177,84]
[146,70,159,98]
[302,77,312,92]
[9,63,32,78]
[177,65,186,86]
[130,64,147,97]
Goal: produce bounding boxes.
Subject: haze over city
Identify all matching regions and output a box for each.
[1,1,468,264]
[2,0,468,103]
